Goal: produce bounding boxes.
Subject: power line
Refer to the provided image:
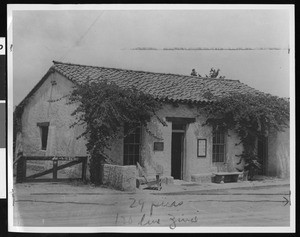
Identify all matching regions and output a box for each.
[59,12,103,61]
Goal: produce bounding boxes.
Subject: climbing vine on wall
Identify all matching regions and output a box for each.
[68,78,165,185]
[199,92,289,179]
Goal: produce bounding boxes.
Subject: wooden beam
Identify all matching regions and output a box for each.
[53,160,58,180]
[25,156,87,161]
[81,157,87,181]
[165,117,196,124]
[26,160,82,179]
[24,178,82,183]
[37,122,50,127]
[16,156,26,183]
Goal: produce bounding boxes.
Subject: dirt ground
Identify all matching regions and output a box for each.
[12,179,290,229]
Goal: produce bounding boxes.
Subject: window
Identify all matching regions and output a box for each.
[37,122,49,150]
[123,125,141,165]
[212,128,226,162]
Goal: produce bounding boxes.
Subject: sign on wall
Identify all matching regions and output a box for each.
[197,139,207,157]
[154,142,164,151]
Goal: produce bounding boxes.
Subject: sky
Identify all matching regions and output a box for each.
[11,6,292,105]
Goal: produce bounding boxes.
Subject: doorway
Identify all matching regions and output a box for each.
[171,123,185,180]
[257,136,268,175]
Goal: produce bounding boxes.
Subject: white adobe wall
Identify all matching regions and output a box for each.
[267,127,290,179]
[19,72,122,163]
[140,104,244,181]
[20,72,87,157]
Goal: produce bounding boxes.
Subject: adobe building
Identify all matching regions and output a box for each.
[14,61,290,182]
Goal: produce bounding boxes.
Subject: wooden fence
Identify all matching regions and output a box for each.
[16,156,88,183]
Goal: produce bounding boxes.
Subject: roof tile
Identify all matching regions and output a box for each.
[52,61,263,103]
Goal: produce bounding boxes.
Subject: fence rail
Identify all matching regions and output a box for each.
[16,155,88,183]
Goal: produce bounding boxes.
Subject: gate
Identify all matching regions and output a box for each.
[16,156,88,183]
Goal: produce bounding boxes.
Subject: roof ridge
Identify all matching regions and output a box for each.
[52,60,240,83]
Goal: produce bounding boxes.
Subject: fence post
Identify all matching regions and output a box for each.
[16,155,26,183]
[82,157,87,182]
[53,158,58,180]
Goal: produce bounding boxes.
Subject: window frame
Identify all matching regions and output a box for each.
[212,128,226,163]
[123,124,142,165]
[37,122,49,151]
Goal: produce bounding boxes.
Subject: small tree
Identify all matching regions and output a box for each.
[199,93,289,180]
[190,67,225,79]
[206,68,225,79]
[191,69,198,77]
[68,78,164,185]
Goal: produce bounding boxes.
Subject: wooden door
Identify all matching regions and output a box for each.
[171,132,184,179]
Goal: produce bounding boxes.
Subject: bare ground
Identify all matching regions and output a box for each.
[12,179,290,228]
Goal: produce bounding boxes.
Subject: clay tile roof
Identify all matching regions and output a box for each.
[52,60,263,104]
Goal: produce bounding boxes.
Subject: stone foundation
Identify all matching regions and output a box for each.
[101,164,137,192]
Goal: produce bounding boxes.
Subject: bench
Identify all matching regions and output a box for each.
[212,172,243,183]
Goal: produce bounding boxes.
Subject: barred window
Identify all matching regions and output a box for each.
[123,125,141,165]
[212,129,226,162]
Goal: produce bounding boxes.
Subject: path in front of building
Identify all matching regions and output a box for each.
[12,179,290,229]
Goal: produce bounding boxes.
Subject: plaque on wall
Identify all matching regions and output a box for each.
[197,139,207,157]
[154,142,164,151]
